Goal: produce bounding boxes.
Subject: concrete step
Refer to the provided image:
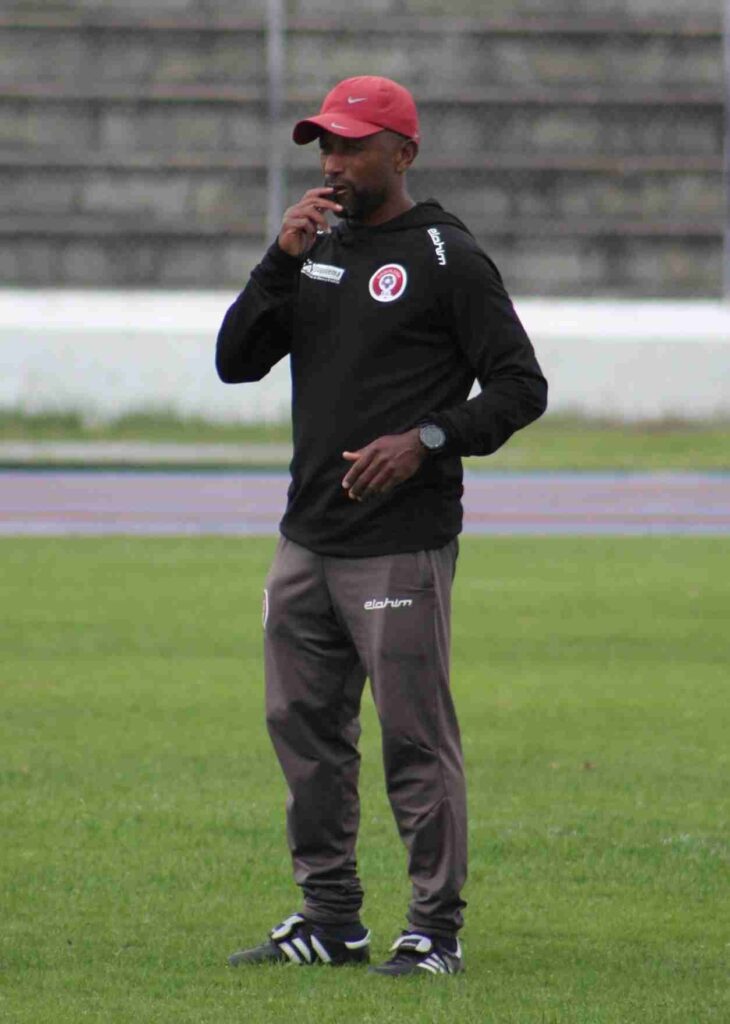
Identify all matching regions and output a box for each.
[0,230,718,297]
[0,14,721,89]
[0,1,722,20]
[1,214,717,240]
[289,0,722,16]
[1,88,722,158]
[1,150,722,172]
[292,28,721,92]
[414,168,724,224]
[0,156,722,224]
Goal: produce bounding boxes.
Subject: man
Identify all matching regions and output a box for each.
[216,75,547,976]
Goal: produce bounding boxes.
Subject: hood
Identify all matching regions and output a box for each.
[335,199,472,247]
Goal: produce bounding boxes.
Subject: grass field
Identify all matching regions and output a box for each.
[2,410,730,469]
[1,536,728,1023]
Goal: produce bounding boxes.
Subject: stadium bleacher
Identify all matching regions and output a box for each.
[0,0,723,294]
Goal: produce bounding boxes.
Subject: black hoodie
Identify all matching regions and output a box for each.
[216,199,548,556]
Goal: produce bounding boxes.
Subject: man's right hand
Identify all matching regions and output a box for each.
[278,188,343,258]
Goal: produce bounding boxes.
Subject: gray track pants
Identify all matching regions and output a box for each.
[263,535,467,937]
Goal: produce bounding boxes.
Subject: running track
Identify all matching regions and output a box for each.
[2,470,729,535]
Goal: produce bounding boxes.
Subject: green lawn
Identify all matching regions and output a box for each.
[0,410,292,445]
[1,537,728,1023]
[2,410,730,469]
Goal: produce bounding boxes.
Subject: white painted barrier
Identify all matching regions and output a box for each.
[1,290,728,421]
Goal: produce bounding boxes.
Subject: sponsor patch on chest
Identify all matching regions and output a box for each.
[369,263,408,303]
[301,260,345,284]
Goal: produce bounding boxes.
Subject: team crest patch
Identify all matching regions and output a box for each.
[369,263,408,303]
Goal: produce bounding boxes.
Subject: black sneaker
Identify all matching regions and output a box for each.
[369,932,463,976]
[228,913,371,967]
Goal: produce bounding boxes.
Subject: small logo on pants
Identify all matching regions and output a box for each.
[363,597,414,610]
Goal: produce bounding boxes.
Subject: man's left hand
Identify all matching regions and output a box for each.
[342,428,425,502]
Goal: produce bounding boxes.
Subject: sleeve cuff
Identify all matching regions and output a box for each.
[426,412,463,457]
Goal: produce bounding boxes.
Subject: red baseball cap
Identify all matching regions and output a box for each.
[292,75,420,145]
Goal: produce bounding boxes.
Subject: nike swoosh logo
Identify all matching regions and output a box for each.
[330,122,350,129]
[347,97,366,104]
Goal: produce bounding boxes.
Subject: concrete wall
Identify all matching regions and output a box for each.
[2,291,728,422]
[0,2,724,294]
[4,1,720,16]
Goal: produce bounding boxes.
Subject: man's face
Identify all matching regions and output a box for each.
[318,130,404,222]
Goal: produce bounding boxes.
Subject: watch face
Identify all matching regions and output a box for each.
[420,424,446,451]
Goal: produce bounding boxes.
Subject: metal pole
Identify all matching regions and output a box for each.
[724,0,730,299]
[266,0,286,243]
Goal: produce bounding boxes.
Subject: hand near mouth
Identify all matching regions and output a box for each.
[278,187,344,257]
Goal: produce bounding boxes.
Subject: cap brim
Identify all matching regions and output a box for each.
[292,114,383,145]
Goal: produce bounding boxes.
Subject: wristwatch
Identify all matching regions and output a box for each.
[418,422,447,453]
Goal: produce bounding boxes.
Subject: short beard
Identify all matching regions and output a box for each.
[326,181,388,223]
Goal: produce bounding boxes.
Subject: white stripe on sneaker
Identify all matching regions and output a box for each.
[279,941,300,964]
[292,937,312,963]
[271,914,304,941]
[392,933,432,954]
[344,930,371,950]
[310,935,332,964]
